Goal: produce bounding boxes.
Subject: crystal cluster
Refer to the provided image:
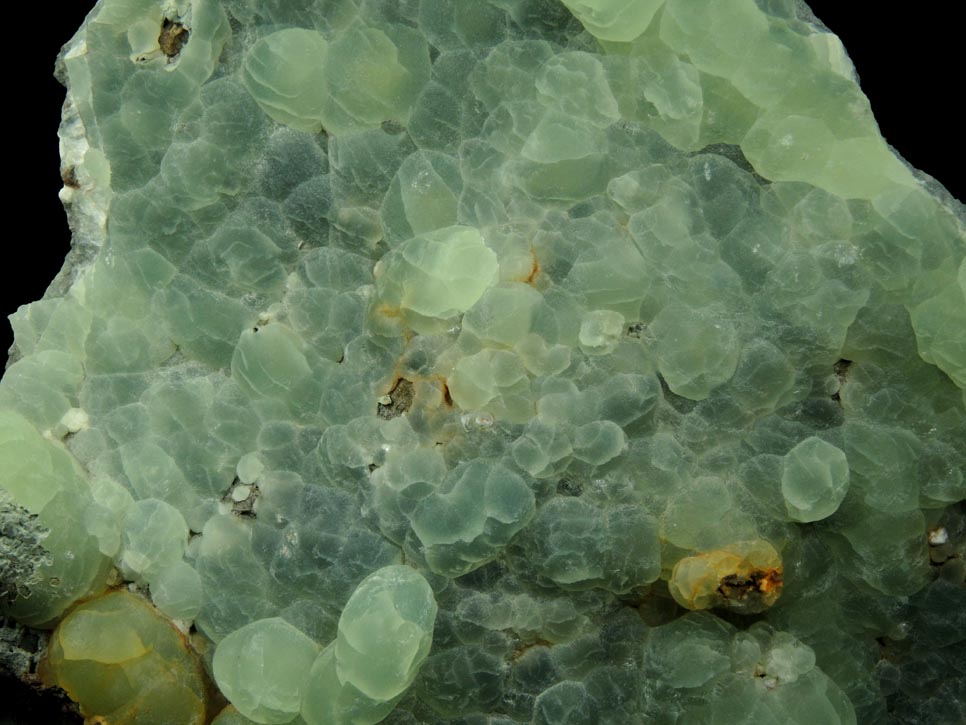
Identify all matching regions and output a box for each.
[1,0,964,723]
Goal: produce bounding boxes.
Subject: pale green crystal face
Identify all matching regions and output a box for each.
[781,436,850,522]
[298,565,436,725]
[46,591,207,724]
[241,28,330,134]
[559,0,664,42]
[373,225,500,333]
[118,498,189,583]
[2,0,965,723]
[214,617,321,724]
[334,565,437,701]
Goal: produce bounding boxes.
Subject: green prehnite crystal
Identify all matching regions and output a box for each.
[214,617,321,724]
[334,565,436,701]
[300,565,437,725]
[118,498,190,583]
[372,225,500,334]
[241,28,331,135]
[46,591,207,724]
[781,436,850,522]
[3,0,964,723]
[0,410,109,627]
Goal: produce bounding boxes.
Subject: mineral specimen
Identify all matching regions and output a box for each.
[2,1,965,723]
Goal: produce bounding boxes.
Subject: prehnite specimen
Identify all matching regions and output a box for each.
[1,0,964,723]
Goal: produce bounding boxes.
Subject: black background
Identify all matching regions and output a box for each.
[2,2,964,356]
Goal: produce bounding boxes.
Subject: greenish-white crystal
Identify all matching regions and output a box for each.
[3,0,964,723]
[214,617,321,724]
[241,29,330,134]
[150,560,203,621]
[299,565,436,725]
[118,498,189,584]
[560,0,664,42]
[781,436,850,522]
[334,565,437,701]
[373,225,500,333]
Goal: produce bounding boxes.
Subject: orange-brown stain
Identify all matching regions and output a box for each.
[525,251,540,285]
[511,638,553,661]
[757,568,783,595]
[61,166,80,189]
[669,540,784,614]
[441,379,454,407]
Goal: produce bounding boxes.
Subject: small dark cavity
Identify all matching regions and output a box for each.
[657,373,698,415]
[693,143,769,185]
[61,166,79,189]
[831,359,853,404]
[377,378,415,420]
[223,478,259,518]
[381,120,406,135]
[15,627,40,655]
[927,540,956,567]
[716,569,781,609]
[441,381,454,407]
[833,359,853,379]
[626,322,646,338]
[556,478,583,497]
[159,18,190,60]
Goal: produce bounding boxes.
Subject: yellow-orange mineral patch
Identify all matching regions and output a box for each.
[43,590,207,725]
[668,539,783,614]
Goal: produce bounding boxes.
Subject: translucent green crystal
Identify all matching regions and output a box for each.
[781,436,850,522]
[372,225,500,334]
[118,498,189,583]
[213,617,320,724]
[559,0,664,42]
[45,591,207,724]
[3,0,965,723]
[150,559,203,621]
[0,410,109,626]
[643,615,856,723]
[301,565,437,725]
[334,565,437,701]
[241,28,331,134]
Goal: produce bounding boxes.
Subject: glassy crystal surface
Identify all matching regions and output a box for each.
[2,1,964,723]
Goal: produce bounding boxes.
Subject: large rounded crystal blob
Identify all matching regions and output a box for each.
[242,28,329,134]
[372,226,499,334]
[45,591,206,724]
[334,565,437,702]
[213,617,320,724]
[781,437,850,522]
[0,409,108,626]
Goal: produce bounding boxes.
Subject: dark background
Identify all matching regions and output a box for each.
[3,2,964,357]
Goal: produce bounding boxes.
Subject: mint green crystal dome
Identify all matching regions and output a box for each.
[2,1,964,723]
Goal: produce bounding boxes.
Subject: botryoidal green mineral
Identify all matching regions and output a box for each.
[1,0,964,723]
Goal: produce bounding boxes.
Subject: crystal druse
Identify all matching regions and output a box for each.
[2,0,964,723]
